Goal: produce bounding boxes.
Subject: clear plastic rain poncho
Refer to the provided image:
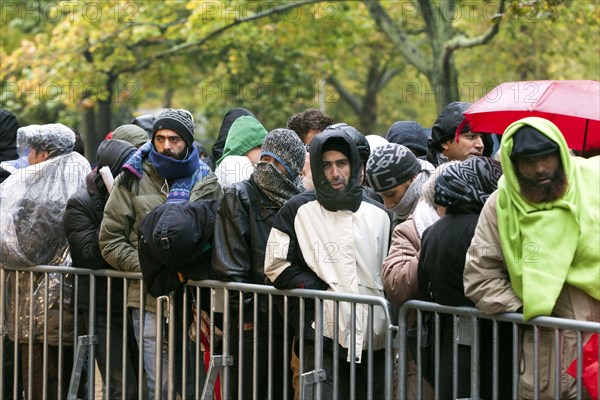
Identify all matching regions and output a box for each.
[1,123,91,343]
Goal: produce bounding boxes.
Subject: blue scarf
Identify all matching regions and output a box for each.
[123,142,210,203]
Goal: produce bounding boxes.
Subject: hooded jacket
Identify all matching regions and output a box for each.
[211,108,255,165]
[386,121,428,156]
[138,200,220,298]
[64,139,136,312]
[264,131,392,362]
[216,116,267,166]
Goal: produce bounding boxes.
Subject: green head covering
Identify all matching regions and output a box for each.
[497,117,600,320]
[216,116,267,166]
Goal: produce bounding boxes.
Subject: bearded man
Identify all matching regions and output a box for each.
[464,117,599,399]
[99,108,223,398]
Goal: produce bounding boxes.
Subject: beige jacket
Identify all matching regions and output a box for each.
[382,215,421,306]
[465,190,599,399]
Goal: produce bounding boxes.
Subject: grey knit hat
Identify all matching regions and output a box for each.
[365,143,421,192]
[112,124,149,147]
[152,109,195,149]
[260,128,306,179]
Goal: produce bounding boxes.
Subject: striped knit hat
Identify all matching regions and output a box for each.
[152,109,195,149]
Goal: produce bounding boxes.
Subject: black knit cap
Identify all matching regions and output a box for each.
[321,136,352,161]
[152,109,195,149]
[510,126,559,160]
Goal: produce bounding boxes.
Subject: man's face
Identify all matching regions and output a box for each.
[515,151,567,203]
[154,129,187,160]
[322,150,350,191]
[378,178,414,209]
[441,132,485,161]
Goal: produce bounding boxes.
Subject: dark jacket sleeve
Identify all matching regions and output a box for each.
[212,187,253,283]
[264,195,329,291]
[64,190,111,270]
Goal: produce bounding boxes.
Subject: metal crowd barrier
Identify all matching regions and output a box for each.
[2,265,598,400]
[398,299,600,400]
[0,266,396,400]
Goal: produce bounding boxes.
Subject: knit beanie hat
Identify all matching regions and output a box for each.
[365,143,421,192]
[217,116,267,166]
[260,128,306,179]
[112,124,149,147]
[152,109,195,149]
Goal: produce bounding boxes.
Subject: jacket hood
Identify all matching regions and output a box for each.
[131,114,155,136]
[112,124,149,147]
[386,121,428,155]
[216,116,267,166]
[309,130,363,212]
[0,110,19,162]
[430,101,472,147]
[96,139,136,178]
[138,200,220,297]
[212,108,256,161]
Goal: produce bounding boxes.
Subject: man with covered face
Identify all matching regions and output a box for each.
[99,108,223,398]
[464,117,599,399]
[265,127,392,399]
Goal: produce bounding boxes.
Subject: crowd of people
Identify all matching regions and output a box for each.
[0,102,598,399]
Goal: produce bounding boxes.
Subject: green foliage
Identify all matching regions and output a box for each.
[1,0,598,146]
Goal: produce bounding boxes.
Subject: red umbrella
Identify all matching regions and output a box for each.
[457,80,600,151]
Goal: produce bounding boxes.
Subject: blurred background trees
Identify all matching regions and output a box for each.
[1,0,598,160]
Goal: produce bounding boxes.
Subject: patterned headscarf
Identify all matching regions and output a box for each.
[434,156,502,207]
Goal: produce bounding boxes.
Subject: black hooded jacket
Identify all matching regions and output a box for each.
[63,139,136,312]
[427,102,493,165]
[309,131,364,212]
[137,200,220,298]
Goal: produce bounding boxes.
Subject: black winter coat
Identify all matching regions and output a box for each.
[212,178,281,323]
[64,174,126,313]
[417,204,513,399]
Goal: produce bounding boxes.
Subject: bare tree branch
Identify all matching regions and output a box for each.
[117,0,326,75]
[363,0,429,75]
[326,75,362,113]
[445,0,506,52]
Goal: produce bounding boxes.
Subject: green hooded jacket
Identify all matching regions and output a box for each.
[216,116,267,166]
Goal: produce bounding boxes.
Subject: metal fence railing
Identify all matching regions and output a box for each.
[1,265,598,400]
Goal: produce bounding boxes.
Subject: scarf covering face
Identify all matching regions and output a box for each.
[123,141,209,203]
[252,161,304,207]
[497,117,600,320]
[309,131,363,212]
[434,156,502,208]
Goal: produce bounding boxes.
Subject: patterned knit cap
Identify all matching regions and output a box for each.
[152,109,195,149]
[365,143,421,192]
[260,128,306,179]
[434,156,502,207]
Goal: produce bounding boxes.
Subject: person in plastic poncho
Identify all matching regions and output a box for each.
[464,117,600,399]
[1,123,90,400]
